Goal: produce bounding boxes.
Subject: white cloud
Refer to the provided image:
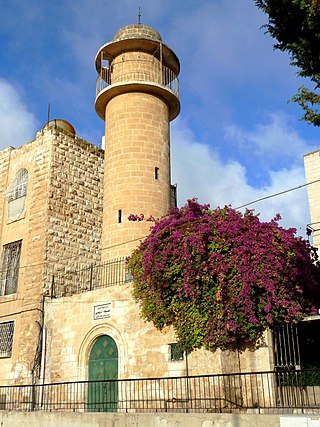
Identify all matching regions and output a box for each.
[224,113,318,167]
[0,79,38,150]
[171,118,310,236]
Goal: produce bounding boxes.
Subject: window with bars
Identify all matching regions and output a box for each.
[0,394,6,410]
[0,321,14,358]
[273,321,320,386]
[169,343,184,361]
[0,240,22,296]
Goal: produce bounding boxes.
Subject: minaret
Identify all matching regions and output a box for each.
[95,24,180,260]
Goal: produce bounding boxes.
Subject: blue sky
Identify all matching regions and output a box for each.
[0,0,319,236]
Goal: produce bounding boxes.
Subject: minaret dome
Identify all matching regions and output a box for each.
[95,24,180,121]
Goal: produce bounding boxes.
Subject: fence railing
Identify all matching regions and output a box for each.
[1,370,320,413]
[51,258,131,298]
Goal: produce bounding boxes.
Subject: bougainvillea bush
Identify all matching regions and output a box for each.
[127,199,320,352]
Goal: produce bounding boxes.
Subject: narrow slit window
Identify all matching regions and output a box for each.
[118,210,122,223]
[155,167,159,180]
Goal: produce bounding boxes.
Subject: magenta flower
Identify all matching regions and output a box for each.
[127,199,320,352]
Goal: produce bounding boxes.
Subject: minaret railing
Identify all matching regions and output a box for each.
[96,59,180,99]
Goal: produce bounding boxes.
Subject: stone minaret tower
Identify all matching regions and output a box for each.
[95,24,180,260]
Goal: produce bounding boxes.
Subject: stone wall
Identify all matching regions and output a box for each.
[0,134,52,384]
[44,127,104,290]
[0,126,104,385]
[102,91,171,260]
[44,281,274,384]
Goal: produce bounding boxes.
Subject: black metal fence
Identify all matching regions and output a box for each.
[51,258,131,298]
[1,370,320,414]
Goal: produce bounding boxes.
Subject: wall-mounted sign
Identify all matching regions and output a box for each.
[93,302,111,320]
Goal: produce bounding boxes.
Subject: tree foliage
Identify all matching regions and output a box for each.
[128,200,320,352]
[255,0,320,125]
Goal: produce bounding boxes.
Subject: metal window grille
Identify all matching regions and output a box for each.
[0,394,6,410]
[124,270,133,283]
[169,343,184,361]
[0,321,14,358]
[0,240,22,296]
[273,323,301,371]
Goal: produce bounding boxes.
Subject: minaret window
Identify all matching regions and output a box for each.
[155,167,159,180]
[118,210,122,223]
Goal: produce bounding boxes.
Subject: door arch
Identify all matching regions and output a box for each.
[88,335,118,412]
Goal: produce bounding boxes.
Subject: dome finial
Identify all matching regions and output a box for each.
[138,6,141,24]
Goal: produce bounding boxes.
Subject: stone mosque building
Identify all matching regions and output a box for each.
[0,23,301,391]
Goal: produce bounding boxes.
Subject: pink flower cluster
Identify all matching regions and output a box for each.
[128,199,320,352]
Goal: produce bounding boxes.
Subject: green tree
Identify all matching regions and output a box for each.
[128,200,320,352]
[255,0,320,125]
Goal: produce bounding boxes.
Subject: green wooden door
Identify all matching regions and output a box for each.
[88,335,118,412]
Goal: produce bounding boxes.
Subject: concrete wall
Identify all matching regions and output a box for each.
[304,150,320,249]
[0,411,284,427]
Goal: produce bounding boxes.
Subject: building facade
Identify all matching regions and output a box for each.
[0,121,104,384]
[0,24,275,391]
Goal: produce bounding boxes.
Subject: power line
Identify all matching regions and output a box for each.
[235,178,320,210]
[6,235,148,274]
[2,177,320,276]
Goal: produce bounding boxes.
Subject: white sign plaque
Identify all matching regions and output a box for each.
[93,302,111,320]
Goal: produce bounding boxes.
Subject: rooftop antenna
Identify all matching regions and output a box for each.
[138,6,141,24]
[47,102,51,125]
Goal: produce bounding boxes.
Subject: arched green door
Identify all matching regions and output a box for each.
[88,335,118,412]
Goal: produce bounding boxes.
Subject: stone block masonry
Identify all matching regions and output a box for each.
[102,92,171,259]
[0,134,52,384]
[44,127,104,287]
[0,125,104,385]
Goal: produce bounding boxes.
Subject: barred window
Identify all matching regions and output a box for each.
[169,343,184,361]
[0,394,6,410]
[1,240,22,296]
[0,321,14,358]
[5,169,28,221]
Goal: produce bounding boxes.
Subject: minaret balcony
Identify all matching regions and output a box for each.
[95,59,180,121]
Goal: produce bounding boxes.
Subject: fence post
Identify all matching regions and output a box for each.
[185,351,190,411]
[29,372,35,411]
